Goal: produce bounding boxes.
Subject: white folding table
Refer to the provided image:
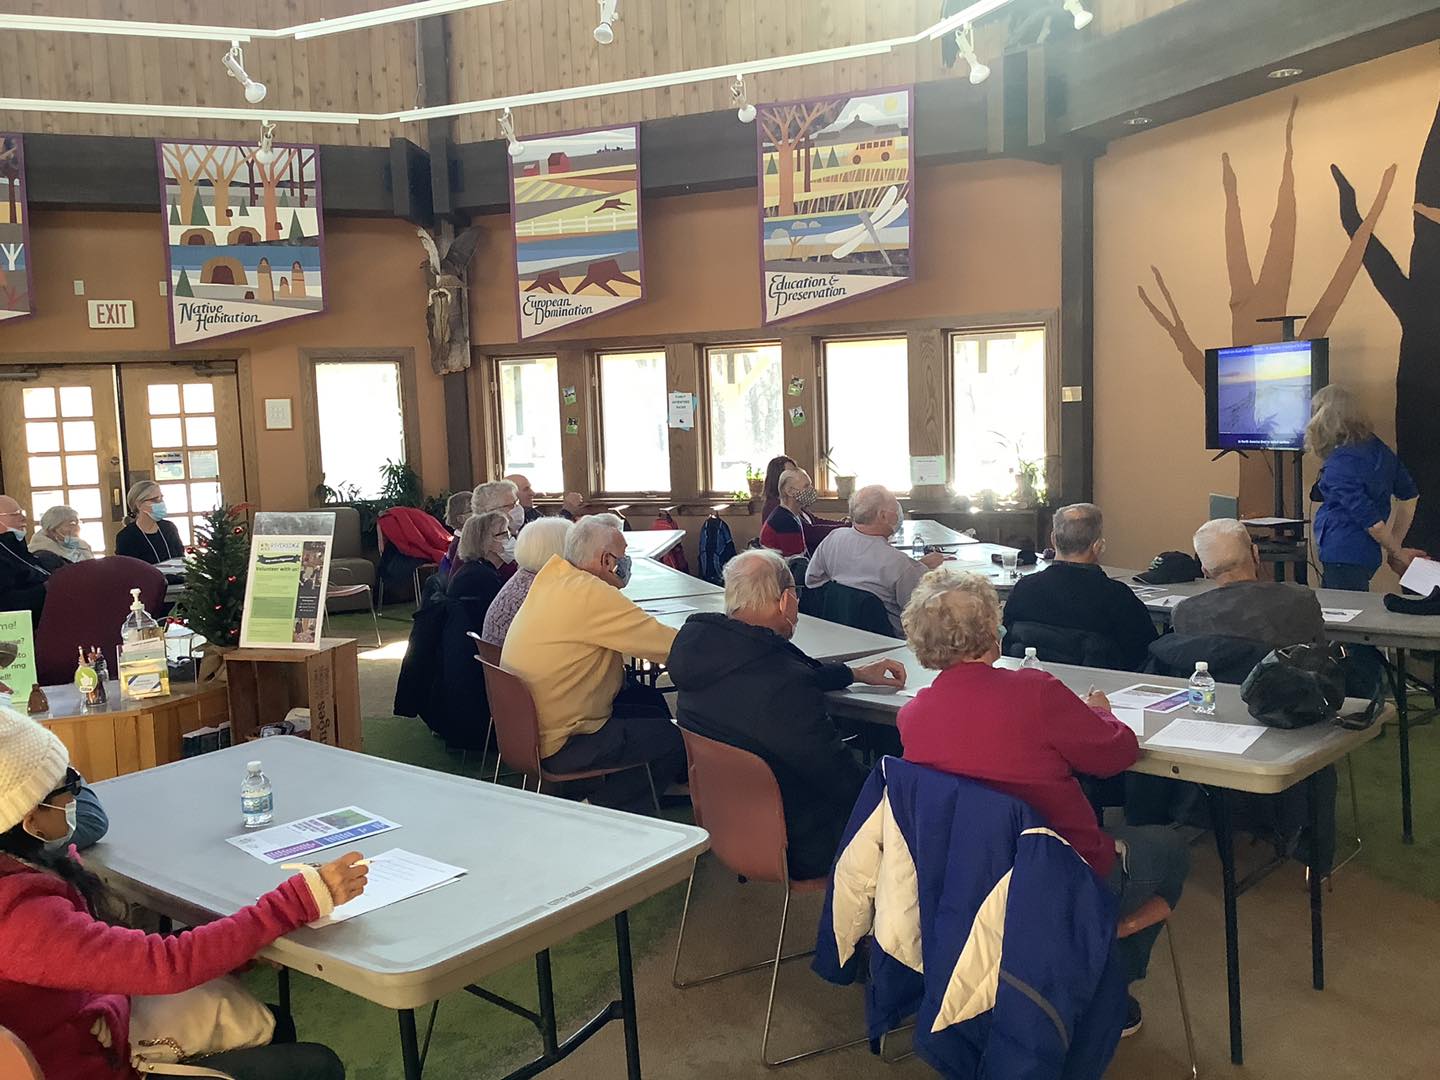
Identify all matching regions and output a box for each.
[623,530,686,560]
[87,738,709,1080]
[644,592,899,663]
[621,557,722,602]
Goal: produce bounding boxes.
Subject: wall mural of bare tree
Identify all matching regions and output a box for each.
[1333,91,1440,549]
[1138,98,1395,514]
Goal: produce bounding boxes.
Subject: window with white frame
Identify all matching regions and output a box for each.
[705,343,783,493]
[598,350,670,491]
[951,327,1047,497]
[314,360,406,499]
[496,357,563,492]
[822,337,910,492]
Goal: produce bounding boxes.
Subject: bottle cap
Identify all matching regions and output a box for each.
[247,760,262,772]
[1196,661,1209,672]
[1024,647,1037,657]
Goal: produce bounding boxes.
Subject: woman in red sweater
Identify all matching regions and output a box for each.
[0,710,367,1079]
[896,569,1189,1038]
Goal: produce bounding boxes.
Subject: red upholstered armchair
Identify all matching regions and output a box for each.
[35,556,167,685]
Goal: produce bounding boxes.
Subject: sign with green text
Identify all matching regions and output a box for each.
[0,609,37,702]
[238,512,335,650]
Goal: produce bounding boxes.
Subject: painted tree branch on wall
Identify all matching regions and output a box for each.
[418,224,483,375]
[1333,91,1440,548]
[1138,97,1393,512]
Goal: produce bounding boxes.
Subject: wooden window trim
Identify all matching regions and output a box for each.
[298,347,422,504]
[698,340,782,499]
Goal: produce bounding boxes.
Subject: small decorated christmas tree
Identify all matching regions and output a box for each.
[174,505,250,649]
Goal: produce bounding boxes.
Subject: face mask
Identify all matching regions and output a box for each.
[8,528,24,540]
[612,553,633,586]
[149,502,169,521]
[62,535,82,550]
[28,801,77,855]
[501,534,517,561]
[795,487,819,510]
[507,504,525,531]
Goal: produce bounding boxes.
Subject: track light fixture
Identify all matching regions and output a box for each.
[593,0,617,44]
[731,73,756,124]
[222,40,267,104]
[253,120,277,164]
[1062,0,1094,31]
[499,107,525,158]
[954,24,989,85]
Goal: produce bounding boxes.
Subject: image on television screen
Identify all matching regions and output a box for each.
[1207,339,1327,452]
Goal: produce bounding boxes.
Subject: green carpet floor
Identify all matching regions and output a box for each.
[244,607,686,1079]
[290,608,1440,1078]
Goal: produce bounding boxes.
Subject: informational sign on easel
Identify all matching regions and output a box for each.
[0,610,37,702]
[239,512,336,650]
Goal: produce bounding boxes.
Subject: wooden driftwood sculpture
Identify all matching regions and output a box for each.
[418,224,484,375]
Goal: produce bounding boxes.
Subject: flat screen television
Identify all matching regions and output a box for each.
[1204,339,1329,452]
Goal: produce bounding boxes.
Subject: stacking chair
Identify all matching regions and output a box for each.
[1159,922,1200,1080]
[326,565,381,647]
[466,632,502,765]
[0,1027,42,1080]
[671,729,865,1067]
[478,657,659,812]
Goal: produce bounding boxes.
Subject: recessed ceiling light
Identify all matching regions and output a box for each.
[1124,116,1153,127]
[1268,67,1304,79]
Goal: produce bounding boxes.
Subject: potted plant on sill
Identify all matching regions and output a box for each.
[745,463,766,499]
[821,447,856,500]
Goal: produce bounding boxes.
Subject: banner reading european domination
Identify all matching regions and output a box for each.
[157,141,326,345]
[0,134,33,323]
[757,89,913,324]
[510,125,643,338]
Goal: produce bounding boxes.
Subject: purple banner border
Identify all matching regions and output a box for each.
[1,133,35,325]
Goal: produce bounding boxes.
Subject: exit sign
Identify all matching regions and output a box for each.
[87,300,136,329]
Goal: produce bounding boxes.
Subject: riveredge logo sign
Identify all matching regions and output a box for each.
[756,89,914,323]
[509,125,643,339]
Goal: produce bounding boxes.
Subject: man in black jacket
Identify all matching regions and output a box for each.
[669,549,905,880]
[0,497,48,623]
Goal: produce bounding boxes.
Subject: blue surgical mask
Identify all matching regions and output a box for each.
[613,553,633,586]
[62,535,82,550]
[149,502,169,521]
[9,528,24,540]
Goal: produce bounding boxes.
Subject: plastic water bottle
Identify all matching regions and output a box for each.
[912,535,925,559]
[1188,662,1217,716]
[1020,647,1044,671]
[241,761,274,828]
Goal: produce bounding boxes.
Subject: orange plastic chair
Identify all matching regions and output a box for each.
[0,1026,43,1080]
[478,657,659,812]
[671,729,865,1067]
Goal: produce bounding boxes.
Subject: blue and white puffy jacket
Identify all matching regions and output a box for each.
[813,758,1126,1080]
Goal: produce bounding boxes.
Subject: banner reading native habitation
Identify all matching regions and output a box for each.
[157,141,326,345]
[510,125,643,338]
[0,134,33,323]
[757,89,913,324]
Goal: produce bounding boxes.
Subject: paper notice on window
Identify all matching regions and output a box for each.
[227,806,400,864]
[667,391,695,430]
[1321,608,1362,624]
[1145,719,1265,755]
[308,849,465,927]
[909,455,947,486]
[1109,684,1191,714]
[1400,557,1440,598]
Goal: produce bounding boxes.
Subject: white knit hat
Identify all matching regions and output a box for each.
[0,706,69,835]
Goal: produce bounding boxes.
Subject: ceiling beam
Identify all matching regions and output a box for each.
[1047,0,1440,141]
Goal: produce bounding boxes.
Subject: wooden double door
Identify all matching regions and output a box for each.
[0,361,246,553]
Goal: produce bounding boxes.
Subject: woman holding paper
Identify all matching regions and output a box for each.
[1307,386,1425,589]
[893,568,1189,1037]
[0,708,366,1080]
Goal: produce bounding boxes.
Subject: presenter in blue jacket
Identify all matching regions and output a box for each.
[1307,386,1423,590]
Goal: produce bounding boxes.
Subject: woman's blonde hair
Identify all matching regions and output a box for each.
[901,569,1002,670]
[124,479,162,519]
[458,511,508,563]
[1305,385,1373,459]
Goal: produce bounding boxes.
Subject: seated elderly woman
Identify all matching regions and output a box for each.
[896,568,1189,1038]
[437,490,473,578]
[471,479,524,581]
[481,517,572,649]
[448,511,511,603]
[27,506,96,572]
[759,468,847,557]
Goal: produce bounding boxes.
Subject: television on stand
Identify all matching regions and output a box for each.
[1204,339,1329,452]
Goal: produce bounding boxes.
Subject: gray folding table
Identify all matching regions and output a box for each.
[87,738,709,1080]
[645,592,899,662]
[889,519,980,551]
[621,557,723,602]
[825,650,1384,1067]
[624,530,686,560]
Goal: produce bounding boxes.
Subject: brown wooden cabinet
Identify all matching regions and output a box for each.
[223,638,362,750]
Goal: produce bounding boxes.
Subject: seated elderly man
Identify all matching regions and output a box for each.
[1174,519,1324,648]
[898,568,1188,1036]
[0,495,48,621]
[1002,503,1157,669]
[506,473,588,524]
[805,485,948,635]
[669,549,906,879]
[501,514,683,810]
[759,468,847,558]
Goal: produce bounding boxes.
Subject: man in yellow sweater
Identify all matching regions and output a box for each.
[501,514,683,810]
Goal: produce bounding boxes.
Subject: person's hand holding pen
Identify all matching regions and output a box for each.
[1083,684,1112,712]
[316,852,369,906]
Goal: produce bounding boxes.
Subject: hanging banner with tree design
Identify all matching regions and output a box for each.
[510,125,643,339]
[0,134,33,323]
[757,88,913,324]
[157,140,326,346]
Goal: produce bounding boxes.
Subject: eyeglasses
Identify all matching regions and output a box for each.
[47,767,82,800]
